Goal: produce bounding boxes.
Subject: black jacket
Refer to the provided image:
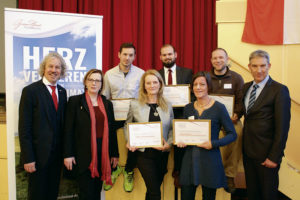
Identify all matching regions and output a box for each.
[19,80,67,168]
[242,77,291,163]
[63,93,119,174]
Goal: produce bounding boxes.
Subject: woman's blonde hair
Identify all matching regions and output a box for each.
[138,69,168,111]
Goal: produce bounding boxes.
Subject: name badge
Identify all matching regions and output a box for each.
[224,84,232,89]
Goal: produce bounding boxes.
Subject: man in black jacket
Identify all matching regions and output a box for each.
[19,52,67,200]
[242,50,291,200]
[158,44,193,188]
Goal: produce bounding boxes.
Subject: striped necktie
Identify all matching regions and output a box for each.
[247,84,259,112]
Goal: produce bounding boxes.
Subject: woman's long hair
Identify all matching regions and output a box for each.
[138,69,168,111]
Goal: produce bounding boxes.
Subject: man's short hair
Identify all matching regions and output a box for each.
[249,50,270,64]
[39,52,67,78]
[212,48,228,57]
[119,43,136,54]
[160,44,176,54]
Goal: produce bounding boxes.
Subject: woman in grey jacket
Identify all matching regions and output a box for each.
[124,69,174,200]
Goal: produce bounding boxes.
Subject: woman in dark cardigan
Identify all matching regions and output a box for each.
[63,69,119,200]
[177,72,237,200]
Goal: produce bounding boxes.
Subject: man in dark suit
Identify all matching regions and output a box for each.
[19,52,67,200]
[242,50,291,200]
[158,44,193,188]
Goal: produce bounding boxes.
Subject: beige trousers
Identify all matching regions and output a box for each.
[220,120,243,178]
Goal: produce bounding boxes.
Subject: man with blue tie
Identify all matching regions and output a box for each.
[242,50,291,200]
[19,52,67,200]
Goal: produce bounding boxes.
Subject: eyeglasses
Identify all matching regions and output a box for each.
[87,78,101,83]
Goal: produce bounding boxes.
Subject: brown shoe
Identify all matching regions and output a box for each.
[225,177,236,193]
[172,171,181,188]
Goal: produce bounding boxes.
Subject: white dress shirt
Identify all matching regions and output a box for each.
[163,64,177,85]
[43,76,59,103]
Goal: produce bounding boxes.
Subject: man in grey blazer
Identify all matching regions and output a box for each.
[242,50,291,200]
[158,44,193,189]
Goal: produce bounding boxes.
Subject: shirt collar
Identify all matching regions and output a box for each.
[42,77,57,87]
[164,64,176,72]
[118,64,132,73]
[253,75,269,88]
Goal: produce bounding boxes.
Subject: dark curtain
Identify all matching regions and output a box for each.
[18,0,217,73]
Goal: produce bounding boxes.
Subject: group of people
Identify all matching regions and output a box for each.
[18,43,291,200]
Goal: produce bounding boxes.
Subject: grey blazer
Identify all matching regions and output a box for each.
[124,99,174,152]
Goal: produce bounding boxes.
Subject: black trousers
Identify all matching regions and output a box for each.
[77,138,103,200]
[27,148,62,200]
[136,149,169,200]
[243,154,280,200]
[77,170,103,200]
[173,146,185,172]
[125,150,137,172]
[181,185,216,200]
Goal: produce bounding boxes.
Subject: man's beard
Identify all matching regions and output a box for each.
[162,60,176,68]
[215,65,227,72]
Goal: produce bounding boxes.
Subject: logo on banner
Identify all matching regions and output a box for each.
[13,30,97,98]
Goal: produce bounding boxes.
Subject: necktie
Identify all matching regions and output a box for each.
[247,84,258,112]
[168,69,173,85]
[50,85,58,111]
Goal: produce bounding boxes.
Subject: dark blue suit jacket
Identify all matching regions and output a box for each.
[19,79,67,169]
[242,77,291,163]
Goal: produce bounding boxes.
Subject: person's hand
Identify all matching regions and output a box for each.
[154,139,170,151]
[176,142,187,148]
[231,113,238,124]
[64,157,76,170]
[261,158,278,168]
[24,162,36,173]
[197,141,212,150]
[111,157,119,168]
[126,142,138,152]
[162,139,170,151]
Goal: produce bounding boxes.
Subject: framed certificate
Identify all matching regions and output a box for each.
[209,94,235,117]
[173,119,211,145]
[111,98,133,121]
[163,84,191,107]
[127,122,163,148]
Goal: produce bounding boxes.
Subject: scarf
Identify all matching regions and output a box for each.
[85,92,112,185]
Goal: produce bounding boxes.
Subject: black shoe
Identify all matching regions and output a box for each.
[172,170,181,188]
[225,177,236,193]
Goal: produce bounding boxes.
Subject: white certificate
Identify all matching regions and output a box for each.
[163,84,190,107]
[111,99,132,121]
[128,122,163,148]
[173,119,211,145]
[209,94,235,117]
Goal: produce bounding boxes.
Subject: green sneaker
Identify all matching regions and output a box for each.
[103,165,122,191]
[123,170,134,192]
